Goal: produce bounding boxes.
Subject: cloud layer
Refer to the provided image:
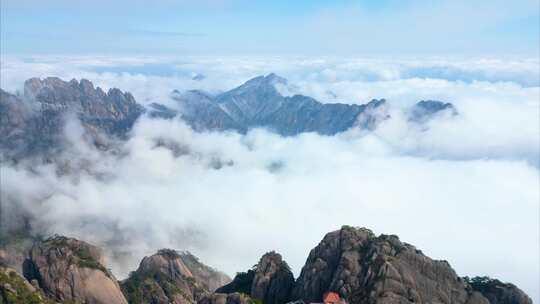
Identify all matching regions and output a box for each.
[1,55,539,301]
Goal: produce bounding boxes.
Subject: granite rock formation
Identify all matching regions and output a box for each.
[121,249,230,304]
[0,263,54,304]
[0,76,457,162]
[0,77,144,160]
[214,251,294,304]
[22,236,127,304]
[0,229,533,304]
[465,276,533,304]
[250,252,295,304]
[197,292,253,304]
[292,226,531,304]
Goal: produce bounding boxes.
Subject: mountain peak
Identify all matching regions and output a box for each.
[409,99,457,123]
[241,73,287,89]
[265,73,287,85]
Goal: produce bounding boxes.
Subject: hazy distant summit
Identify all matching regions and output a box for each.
[166,73,456,136]
[171,73,380,135]
[0,74,456,160]
[0,77,143,160]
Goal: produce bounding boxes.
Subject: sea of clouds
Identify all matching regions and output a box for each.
[1,55,539,301]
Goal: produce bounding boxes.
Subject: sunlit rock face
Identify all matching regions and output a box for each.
[22,236,128,304]
[292,226,532,304]
[121,249,230,304]
[1,229,533,304]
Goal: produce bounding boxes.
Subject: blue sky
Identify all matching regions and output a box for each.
[1,0,539,55]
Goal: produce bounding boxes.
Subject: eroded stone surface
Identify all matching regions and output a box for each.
[22,236,127,304]
[121,249,230,304]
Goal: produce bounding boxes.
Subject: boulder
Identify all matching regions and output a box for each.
[22,236,127,304]
[293,226,490,304]
[465,276,532,304]
[121,249,229,304]
[251,252,295,304]
[216,251,294,304]
[0,264,53,304]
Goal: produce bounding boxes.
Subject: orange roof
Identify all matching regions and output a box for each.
[323,291,340,303]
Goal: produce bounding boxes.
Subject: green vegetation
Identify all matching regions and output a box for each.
[248,298,264,304]
[72,247,108,275]
[216,269,255,295]
[463,276,503,294]
[121,271,149,304]
[0,269,54,304]
[44,236,110,277]
[74,258,108,275]
[44,235,71,248]
[157,249,181,259]
[121,268,195,304]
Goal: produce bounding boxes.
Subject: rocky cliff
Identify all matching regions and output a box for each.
[0,228,533,304]
[0,264,54,304]
[121,249,230,304]
[0,77,144,160]
[172,74,392,136]
[198,292,254,304]
[206,226,532,304]
[215,251,295,304]
[22,236,127,304]
[292,226,532,304]
[1,75,456,162]
[23,77,143,137]
[176,251,231,292]
[465,276,533,304]
[250,252,295,304]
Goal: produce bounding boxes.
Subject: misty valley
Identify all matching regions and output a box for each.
[0,68,537,304]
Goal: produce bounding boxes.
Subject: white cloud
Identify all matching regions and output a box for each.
[0,55,538,302]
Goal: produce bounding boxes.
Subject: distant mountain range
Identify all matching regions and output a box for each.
[0,74,456,161]
[0,77,144,160]
[161,73,456,135]
[0,76,532,304]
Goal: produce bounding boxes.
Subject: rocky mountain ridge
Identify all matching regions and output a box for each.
[21,236,128,304]
[216,251,295,304]
[0,227,532,304]
[170,73,454,136]
[0,75,456,162]
[0,77,144,161]
[121,248,230,304]
[206,226,532,304]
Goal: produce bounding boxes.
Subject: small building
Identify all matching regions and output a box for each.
[322,291,341,304]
